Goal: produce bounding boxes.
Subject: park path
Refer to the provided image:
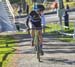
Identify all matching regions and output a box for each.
[6,33,75,67]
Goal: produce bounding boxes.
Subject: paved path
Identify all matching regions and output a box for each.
[6,34,75,67]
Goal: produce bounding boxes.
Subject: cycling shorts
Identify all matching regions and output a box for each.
[29,21,42,30]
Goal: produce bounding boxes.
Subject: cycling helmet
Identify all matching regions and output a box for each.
[33,4,45,11]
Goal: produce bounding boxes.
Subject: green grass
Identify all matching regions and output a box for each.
[63,22,74,33]
[45,23,60,33]
[64,2,75,8]
[58,38,73,42]
[46,22,74,33]
[45,22,75,43]
[0,36,15,67]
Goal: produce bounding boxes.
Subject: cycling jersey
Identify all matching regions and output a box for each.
[29,11,41,27]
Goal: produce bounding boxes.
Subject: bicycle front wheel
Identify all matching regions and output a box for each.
[36,37,41,62]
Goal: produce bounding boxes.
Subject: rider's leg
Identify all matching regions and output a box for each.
[29,23,35,46]
[30,29,35,46]
[38,30,44,55]
[38,30,43,48]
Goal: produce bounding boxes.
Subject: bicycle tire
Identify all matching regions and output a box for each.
[36,37,40,62]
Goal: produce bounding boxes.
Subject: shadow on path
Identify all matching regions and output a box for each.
[0,38,31,48]
[44,49,75,54]
[42,57,75,65]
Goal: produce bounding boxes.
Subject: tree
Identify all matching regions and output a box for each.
[9,0,19,4]
[21,0,26,12]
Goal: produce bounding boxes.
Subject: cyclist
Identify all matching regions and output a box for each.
[26,5,45,55]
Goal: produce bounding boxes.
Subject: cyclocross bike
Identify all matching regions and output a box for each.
[33,28,43,62]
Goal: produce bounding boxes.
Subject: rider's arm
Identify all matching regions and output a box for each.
[26,11,33,28]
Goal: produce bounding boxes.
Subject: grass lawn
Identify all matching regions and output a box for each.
[0,36,15,67]
[45,22,75,43]
[46,22,74,33]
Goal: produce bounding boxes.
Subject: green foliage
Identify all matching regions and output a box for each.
[64,2,75,8]
[9,0,19,4]
[0,36,15,67]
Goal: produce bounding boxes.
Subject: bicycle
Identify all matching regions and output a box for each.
[33,28,43,62]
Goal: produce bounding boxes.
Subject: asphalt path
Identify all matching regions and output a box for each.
[45,12,75,22]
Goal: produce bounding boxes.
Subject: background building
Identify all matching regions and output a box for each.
[0,0,16,32]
